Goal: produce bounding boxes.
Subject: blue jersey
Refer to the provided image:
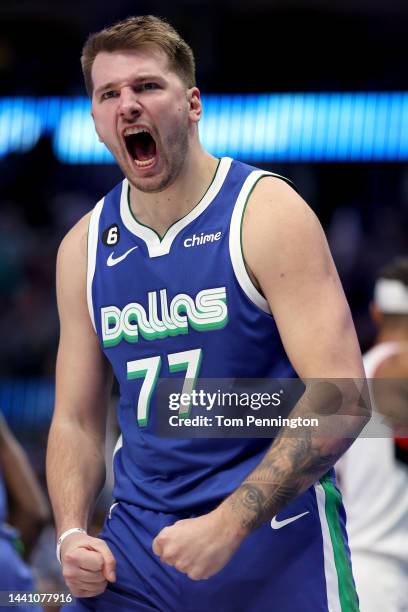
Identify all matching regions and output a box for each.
[88,157,294,512]
[78,157,359,612]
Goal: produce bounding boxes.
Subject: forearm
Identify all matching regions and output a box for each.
[46,417,106,535]
[221,380,370,534]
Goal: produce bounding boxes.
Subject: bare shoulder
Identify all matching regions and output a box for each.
[241,174,361,378]
[244,175,319,239]
[56,211,93,312]
[242,175,328,283]
[57,211,92,270]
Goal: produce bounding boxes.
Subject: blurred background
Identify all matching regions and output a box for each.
[0,0,407,601]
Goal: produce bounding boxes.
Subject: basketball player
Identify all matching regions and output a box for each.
[336,258,408,611]
[46,16,368,611]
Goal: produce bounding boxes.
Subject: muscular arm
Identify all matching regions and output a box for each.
[46,213,112,535]
[46,213,116,595]
[221,177,368,534]
[153,177,370,580]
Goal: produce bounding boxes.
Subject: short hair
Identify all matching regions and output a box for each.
[81,15,196,96]
[377,257,408,286]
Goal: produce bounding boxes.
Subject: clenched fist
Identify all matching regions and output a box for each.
[152,506,246,581]
[60,532,116,598]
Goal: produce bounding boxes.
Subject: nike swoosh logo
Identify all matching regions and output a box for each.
[271,511,309,529]
[107,246,138,267]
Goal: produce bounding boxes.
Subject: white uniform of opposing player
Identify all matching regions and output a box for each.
[337,277,408,612]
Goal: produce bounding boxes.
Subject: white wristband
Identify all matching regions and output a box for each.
[56,527,87,564]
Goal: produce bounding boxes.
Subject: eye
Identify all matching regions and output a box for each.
[101,90,118,101]
[142,82,159,91]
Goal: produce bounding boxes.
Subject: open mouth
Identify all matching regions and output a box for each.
[124,128,157,168]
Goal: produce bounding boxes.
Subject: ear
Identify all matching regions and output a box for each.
[188,87,202,123]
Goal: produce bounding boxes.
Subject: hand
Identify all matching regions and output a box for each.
[152,506,246,581]
[60,532,116,598]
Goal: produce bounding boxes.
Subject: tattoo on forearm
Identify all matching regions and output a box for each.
[229,484,266,531]
[227,431,341,533]
[231,484,266,528]
[237,483,266,512]
[227,380,366,534]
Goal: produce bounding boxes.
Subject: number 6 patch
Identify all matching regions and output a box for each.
[103,223,120,246]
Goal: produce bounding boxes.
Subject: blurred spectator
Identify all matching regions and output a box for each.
[336,257,408,612]
[0,411,50,608]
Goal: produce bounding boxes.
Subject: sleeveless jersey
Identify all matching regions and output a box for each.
[336,342,408,563]
[87,157,298,512]
[85,158,359,612]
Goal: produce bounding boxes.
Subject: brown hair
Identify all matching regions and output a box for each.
[81,15,196,96]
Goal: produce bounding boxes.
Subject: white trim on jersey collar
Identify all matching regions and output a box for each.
[374,279,408,314]
[119,157,233,258]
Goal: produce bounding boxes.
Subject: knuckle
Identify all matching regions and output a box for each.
[164,554,176,564]
[62,567,75,580]
[87,551,104,569]
[95,558,104,570]
[63,550,79,564]
[69,585,83,598]
[187,569,205,581]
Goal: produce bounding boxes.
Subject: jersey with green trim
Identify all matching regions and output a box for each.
[85,157,358,612]
[89,157,295,510]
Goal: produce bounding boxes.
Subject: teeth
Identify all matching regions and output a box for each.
[134,157,155,167]
[124,127,151,137]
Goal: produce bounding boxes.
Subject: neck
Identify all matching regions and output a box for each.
[128,146,219,238]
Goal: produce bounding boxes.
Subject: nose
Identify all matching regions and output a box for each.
[118,87,141,120]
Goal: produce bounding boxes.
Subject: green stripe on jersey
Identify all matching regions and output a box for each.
[320,473,359,612]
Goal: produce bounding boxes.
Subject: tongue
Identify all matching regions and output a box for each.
[134,134,156,161]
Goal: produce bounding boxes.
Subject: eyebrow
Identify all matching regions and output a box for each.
[94,74,164,96]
